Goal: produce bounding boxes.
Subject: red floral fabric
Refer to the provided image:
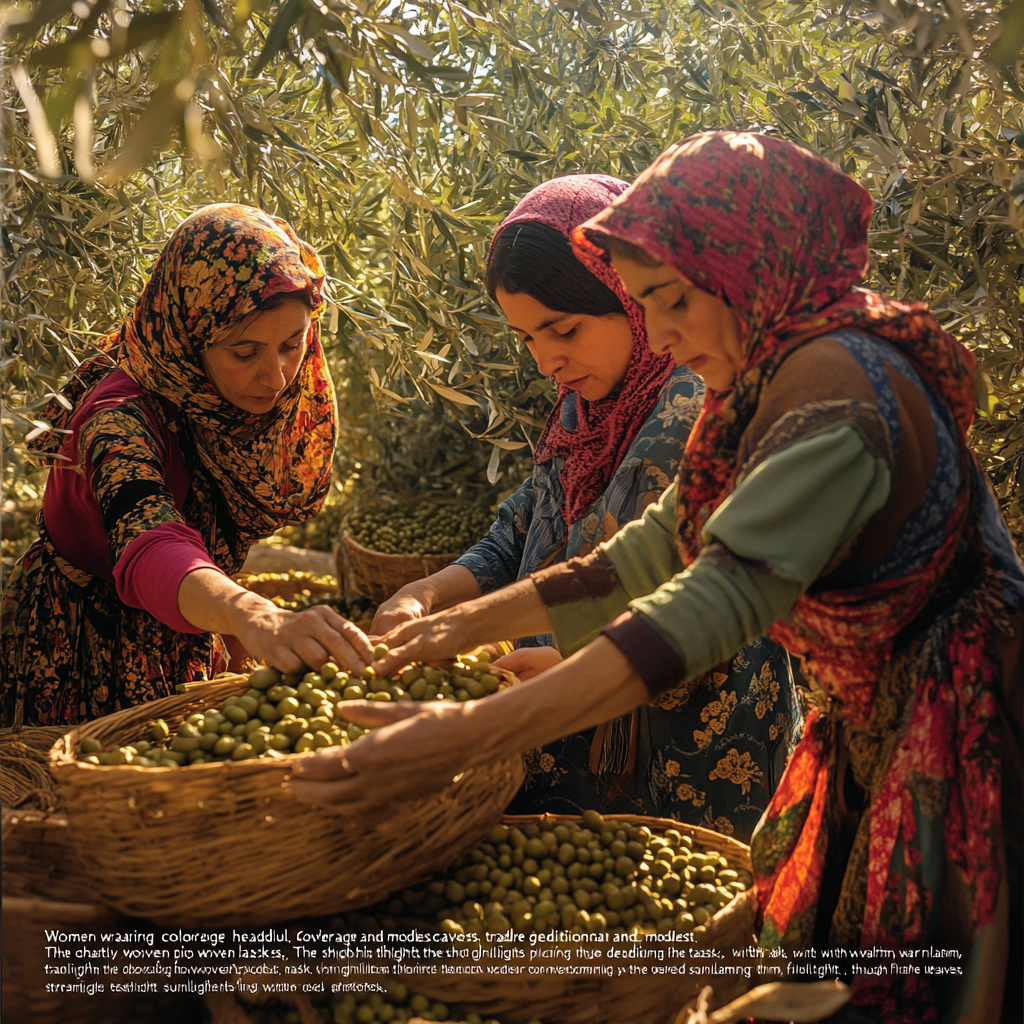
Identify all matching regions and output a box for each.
[490,175,673,524]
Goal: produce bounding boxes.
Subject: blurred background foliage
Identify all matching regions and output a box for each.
[2,0,1023,571]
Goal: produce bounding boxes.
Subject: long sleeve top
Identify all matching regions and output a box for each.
[43,370,223,633]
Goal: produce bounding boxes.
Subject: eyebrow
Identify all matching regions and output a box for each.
[639,280,679,299]
[524,313,572,334]
[229,326,306,347]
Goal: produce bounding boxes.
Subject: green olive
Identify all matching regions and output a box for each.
[214,735,237,756]
[248,667,281,690]
[270,733,293,751]
[320,662,339,681]
[224,705,249,725]
[81,738,103,755]
[230,742,256,761]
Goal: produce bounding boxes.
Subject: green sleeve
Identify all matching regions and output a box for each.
[540,424,891,678]
[625,424,891,676]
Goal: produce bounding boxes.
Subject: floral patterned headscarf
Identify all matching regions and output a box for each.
[490,175,673,525]
[30,203,337,571]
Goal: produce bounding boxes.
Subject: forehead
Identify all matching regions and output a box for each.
[493,287,565,329]
[609,253,680,297]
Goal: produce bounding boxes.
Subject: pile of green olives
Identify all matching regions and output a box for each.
[348,503,494,556]
[376,811,752,937]
[77,646,507,768]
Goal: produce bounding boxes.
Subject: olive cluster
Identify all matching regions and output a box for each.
[380,812,751,937]
[77,648,507,768]
[348,504,494,556]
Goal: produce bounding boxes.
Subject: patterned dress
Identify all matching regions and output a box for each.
[458,366,801,841]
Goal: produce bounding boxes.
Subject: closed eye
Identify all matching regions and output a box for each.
[554,326,578,340]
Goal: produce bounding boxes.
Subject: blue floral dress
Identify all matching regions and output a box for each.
[457,366,801,841]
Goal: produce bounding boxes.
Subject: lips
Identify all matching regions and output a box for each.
[558,375,589,390]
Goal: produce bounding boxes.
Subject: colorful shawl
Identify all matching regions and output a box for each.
[28,204,337,573]
[490,175,673,524]
[574,132,1014,1021]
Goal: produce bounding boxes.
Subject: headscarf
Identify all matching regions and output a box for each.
[572,132,978,707]
[490,175,673,524]
[29,203,338,573]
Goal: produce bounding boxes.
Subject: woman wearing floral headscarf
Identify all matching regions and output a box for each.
[1,204,372,728]
[292,135,1023,1022]
[371,174,797,839]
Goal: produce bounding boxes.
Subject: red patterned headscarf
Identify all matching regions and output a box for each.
[490,175,673,524]
[29,204,337,571]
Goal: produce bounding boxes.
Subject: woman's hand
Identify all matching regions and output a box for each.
[237,604,374,675]
[374,608,473,675]
[369,589,431,638]
[372,577,554,676]
[370,566,483,639]
[492,645,563,681]
[287,636,648,812]
[288,700,482,814]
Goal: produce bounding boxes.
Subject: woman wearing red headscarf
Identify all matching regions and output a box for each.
[293,135,1024,1021]
[1,204,373,727]
[371,174,797,838]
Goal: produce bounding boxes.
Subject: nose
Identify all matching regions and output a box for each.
[259,349,288,392]
[644,309,682,357]
[530,339,567,379]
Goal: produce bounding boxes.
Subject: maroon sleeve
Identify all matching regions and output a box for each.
[530,549,621,605]
[601,611,685,696]
[114,522,224,634]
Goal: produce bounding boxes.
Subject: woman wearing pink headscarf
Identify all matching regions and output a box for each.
[370,175,797,838]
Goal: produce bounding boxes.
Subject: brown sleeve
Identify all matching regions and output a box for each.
[601,611,685,696]
[529,549,620,606]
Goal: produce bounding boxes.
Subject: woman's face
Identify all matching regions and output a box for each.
[610,253,744,392]
[200,299,311,414]
[495,288,634,401]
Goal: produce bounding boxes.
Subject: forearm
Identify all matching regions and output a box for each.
[401,564,482,613]
[177,568,275,636]
[451,637,647,768]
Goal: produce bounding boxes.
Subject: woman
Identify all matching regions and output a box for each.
[293,134,1023,1022]
[372,174,798,838]
[1,204,372,727]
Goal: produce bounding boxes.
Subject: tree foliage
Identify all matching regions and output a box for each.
[2,0,1022,553]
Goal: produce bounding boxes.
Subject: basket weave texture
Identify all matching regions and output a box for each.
[409,813,758,1024]
[340,516,463,603]
[48,675,525,927]
[1,725,70,809]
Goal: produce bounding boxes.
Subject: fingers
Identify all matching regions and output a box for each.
[288,742,355,779]
[369,607,417,636]
[333,700,426,728]
[321,609,375,665]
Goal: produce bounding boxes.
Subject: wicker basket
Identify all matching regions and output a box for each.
[404,813,759,1024]
[2,807,93,903]
[1,725,71,809]
[47,675,525,927]
[339,503,470,603]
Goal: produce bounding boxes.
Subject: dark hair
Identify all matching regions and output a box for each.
[257,288,316,312]
[485,221,625,317]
